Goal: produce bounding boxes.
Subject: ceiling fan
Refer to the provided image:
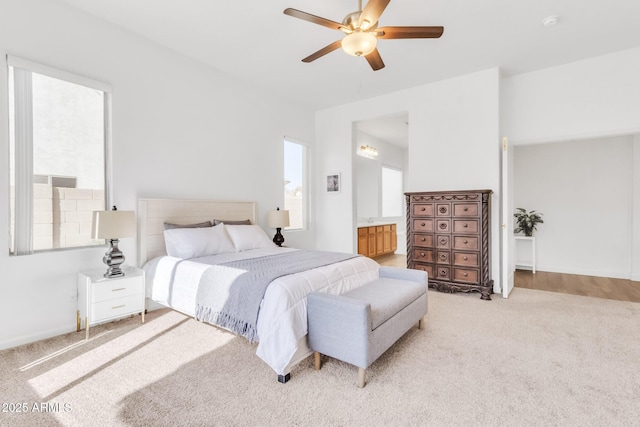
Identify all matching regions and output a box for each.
[283,0,444,71]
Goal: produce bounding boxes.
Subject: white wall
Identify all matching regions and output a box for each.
[514,137,633,278]
[502,47,640,281]
[502,48,640,144]
[0,0,314,349]
[316,69,502,292]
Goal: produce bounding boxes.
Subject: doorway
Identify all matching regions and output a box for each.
[353,112,409,256]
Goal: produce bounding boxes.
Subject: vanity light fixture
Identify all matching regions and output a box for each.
[359,145,378,157]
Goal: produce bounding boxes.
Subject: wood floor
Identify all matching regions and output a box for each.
[376,254,640,303]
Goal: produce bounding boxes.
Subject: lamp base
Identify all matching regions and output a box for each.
[103,238,126,278]
[273,228,285,247]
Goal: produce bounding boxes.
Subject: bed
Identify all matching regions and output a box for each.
[137,198,380,382]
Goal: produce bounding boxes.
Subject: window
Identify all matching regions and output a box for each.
[381,166,403,217]
[283,138,308,230]
[8,56,111,254]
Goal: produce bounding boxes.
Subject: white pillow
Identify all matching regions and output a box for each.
[163,223,236,259]
[225,224,274,251]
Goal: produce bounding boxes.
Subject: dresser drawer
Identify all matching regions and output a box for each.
[435,266,450,281]
[412,263,433,278]
[413,234,434,247]
[453,202,479,217]
[413,249,434,263]
[453,236,478,250]
[436,219,450,233]
[436,234,450,249]
[453,268,479,284]
[92,276,144,303]
[453,252,479,267]
[413,219,434,232]
[453,219,478,234]
[436,250,450,265]
[413,203,434,217]
[90,294,144,323]
[436,203,451,217]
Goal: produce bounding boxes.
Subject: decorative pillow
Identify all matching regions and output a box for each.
[225,224,274,251]
[164,220,212,230]
[163,223,236,259]
[213,219,251,226]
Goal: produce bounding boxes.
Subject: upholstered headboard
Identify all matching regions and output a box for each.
[137,198,257,266]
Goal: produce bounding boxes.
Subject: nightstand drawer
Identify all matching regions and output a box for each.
[91,276,143,303]
[91,294,144,323]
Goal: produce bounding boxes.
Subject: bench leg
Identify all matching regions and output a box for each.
[418,316,425,330]
[314,351,322,370]
[358,368,366,388]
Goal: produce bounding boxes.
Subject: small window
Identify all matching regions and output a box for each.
[8,56,111,254]
[381,166,403,217]
[283,138,308,230]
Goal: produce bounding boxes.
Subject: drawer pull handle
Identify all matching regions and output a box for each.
[439,223,447,229]
[421,237,426,242]
[112,288,126,292]
[440,239,446,245]
[439,207,447,214]
[421,207,426,211]
[421,222,426,227]
[463,239,468,244]
[463,224,468,228]
[464,207,468,212]
[440,254,447,260]
[420,252,425,257]
[439,270,447,276]
[463,256,468,260]
[112,305,125,310]
[463,273,468,277]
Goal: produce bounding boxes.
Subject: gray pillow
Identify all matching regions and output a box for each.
[164,220,213,230]
[213,219,251,226]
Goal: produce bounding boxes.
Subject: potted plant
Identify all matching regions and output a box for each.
[514,208,543,237]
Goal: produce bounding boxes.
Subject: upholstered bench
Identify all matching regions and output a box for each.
[307,267,428,388]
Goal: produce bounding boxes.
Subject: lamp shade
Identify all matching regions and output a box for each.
[268,209,290,228]
[91,210,136,239]
[341,32,377,57]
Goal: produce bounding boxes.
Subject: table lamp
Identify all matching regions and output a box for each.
[91,206,136,278]
[268,207,290,247]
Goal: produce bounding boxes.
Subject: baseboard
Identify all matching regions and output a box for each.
[0,325,77,351]
[534,265,631,280]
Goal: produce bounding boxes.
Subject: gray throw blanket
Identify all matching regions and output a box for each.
[194,250,358,342]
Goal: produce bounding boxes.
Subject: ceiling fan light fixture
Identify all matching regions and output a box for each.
[342,31,377,57]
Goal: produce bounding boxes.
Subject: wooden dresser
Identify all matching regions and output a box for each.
[406,190,493,300]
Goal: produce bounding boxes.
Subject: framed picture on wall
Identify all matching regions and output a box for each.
[326,173,340,193]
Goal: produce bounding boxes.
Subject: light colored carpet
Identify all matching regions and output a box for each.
[1,287,639,426]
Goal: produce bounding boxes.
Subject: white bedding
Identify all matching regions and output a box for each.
[143,248,380,375]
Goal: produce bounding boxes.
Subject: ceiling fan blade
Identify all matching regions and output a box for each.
[284,8,346,31]
[377,26,444,39]
[365,48,385,71]
[302,40,343,63]
[359,0,390,29]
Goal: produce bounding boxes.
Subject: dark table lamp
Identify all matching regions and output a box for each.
[268,207,290,247]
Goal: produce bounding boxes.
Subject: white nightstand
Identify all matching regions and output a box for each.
[77,266,146,339]
[514,236,536,274]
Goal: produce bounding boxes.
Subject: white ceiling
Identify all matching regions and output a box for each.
[58,0,640,113]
